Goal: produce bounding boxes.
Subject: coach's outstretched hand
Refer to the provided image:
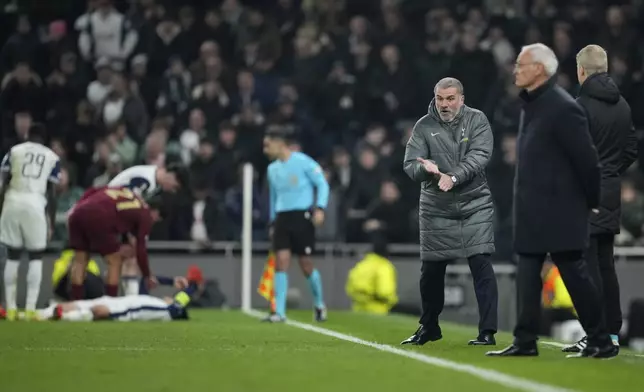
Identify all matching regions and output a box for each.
[416,157,440,175]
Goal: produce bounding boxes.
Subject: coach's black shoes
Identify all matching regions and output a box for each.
[401,325,442,346]
[262,313,285,323]
[314,307,327,322]
[567,345,619,359]
[468,333,496,346]
[566,340,619,359]
[486,343,538,357]
[562,334,620,354]
[562,336,587,353]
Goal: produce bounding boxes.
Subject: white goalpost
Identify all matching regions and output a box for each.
[241,163,254,312]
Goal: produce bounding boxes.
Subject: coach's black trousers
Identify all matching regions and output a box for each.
[514,251,609,346]
[586,234,622,335]
[419,254,498,336]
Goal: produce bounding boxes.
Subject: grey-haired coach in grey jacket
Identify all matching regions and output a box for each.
[401,77,498,347]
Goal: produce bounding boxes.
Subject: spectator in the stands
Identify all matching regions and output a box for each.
[77,0,139,65]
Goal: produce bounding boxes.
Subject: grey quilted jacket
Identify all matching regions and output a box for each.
[403,102,496,261]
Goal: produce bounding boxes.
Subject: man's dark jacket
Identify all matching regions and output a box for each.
[403,101,495,261]
[514,79,601,254]
[576,72,638,235]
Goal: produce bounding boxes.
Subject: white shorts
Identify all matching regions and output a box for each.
[0,201,47,251]
[76,295,172,322]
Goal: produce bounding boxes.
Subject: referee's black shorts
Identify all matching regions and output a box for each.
[272,210,315,256]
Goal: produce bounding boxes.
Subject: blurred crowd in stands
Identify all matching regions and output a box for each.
[1,0,644,260]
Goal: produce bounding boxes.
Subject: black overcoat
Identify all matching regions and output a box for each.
[513,79,601,254]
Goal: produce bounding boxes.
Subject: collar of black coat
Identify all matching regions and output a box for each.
[578,72,621,104]
[427,98,466,126]
[519,76,557,103]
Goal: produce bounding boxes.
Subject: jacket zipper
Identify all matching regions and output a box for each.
[452,121,466,253]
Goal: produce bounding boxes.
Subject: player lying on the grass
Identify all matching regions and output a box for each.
[67,186,164,300]
[107,162,189,296]
[38,285,196,322]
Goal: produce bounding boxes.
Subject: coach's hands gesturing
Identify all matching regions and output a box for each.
[438,174,455,192]
[416,158,440,175]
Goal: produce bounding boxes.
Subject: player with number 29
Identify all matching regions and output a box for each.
[0,123,61,321]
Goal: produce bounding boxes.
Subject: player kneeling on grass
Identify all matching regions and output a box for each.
[39,284,196,322]
[67,186,164,300]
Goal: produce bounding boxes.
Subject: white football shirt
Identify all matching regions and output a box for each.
[1,142,61,208]
[108,165,158,197]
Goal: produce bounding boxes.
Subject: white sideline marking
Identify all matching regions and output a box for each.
[540,341,576,349]
[541,341,644,358]
[244,310,574,392]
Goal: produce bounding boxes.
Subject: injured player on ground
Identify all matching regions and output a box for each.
[38,286,194,322]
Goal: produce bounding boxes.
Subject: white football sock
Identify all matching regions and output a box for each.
[26,260,42,311]
[3,260,19,310]
[61,308,94,321]
[123,278,140,296]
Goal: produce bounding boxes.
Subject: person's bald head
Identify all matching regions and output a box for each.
[576,44,608,85]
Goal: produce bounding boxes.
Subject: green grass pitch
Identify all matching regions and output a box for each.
[1,310,643,392]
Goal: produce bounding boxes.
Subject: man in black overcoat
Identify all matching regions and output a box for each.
[561,44,638,353]
[486,43,618,359]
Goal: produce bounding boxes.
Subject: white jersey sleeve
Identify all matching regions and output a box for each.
[1,142,60,206]
[108,165,158,197]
